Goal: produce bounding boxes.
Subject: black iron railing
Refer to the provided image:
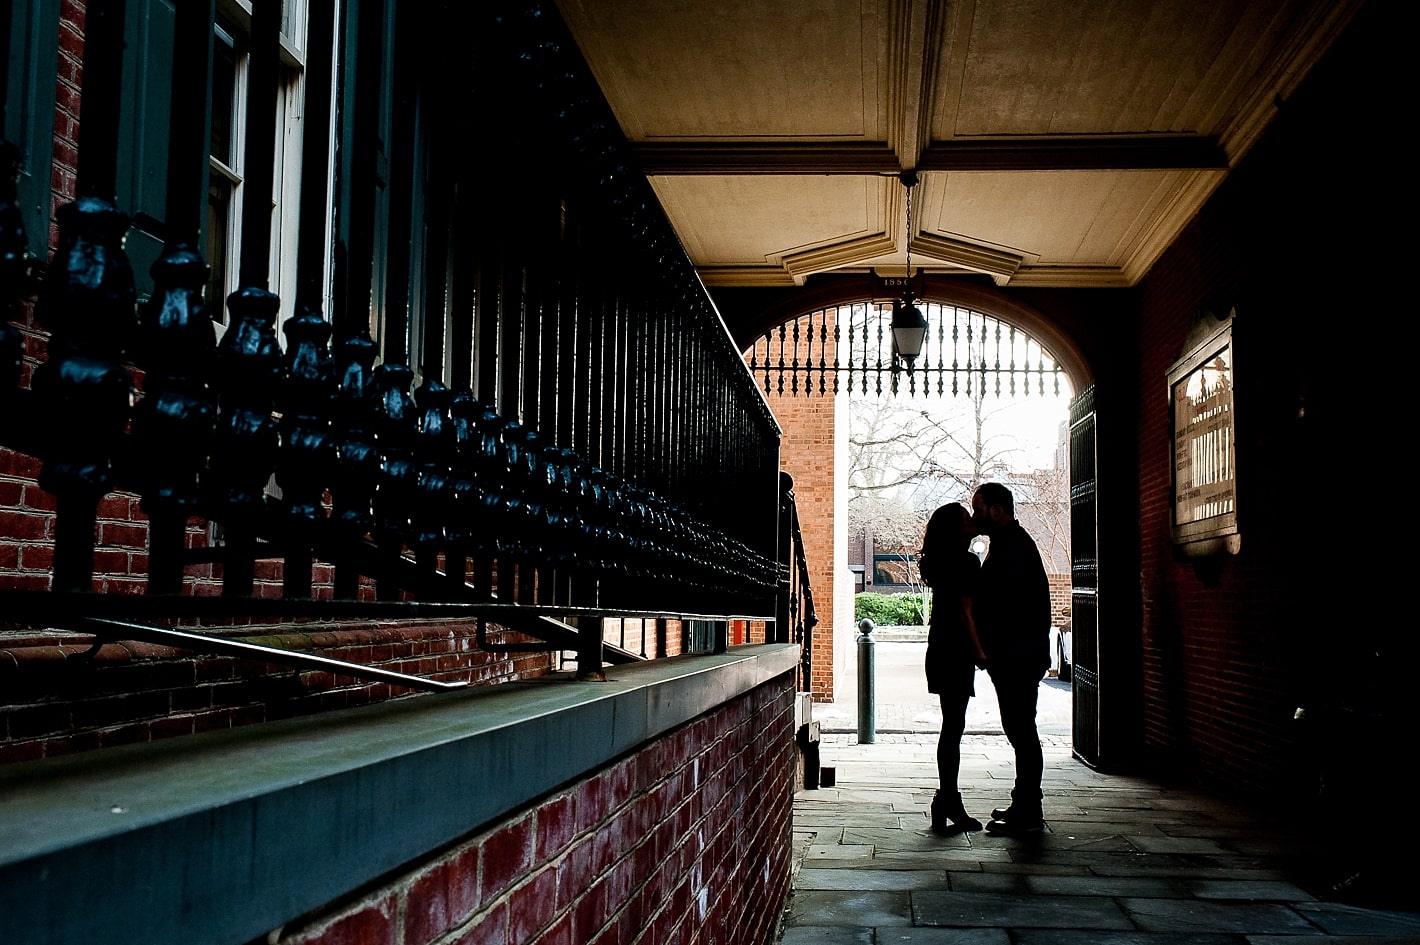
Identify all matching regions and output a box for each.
[0,0,813,691]
[747,302,1068,399]
[779,473,818,692]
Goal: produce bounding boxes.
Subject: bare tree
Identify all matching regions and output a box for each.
[1010,465,1071,574]
[849,387,1028,539]
[849,381,1071,601]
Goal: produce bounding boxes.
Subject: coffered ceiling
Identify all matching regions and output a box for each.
[556,0,1362,289]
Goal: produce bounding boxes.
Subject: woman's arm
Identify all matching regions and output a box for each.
[963,594,988,668]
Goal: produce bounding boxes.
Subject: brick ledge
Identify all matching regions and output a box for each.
[0,643,801,945]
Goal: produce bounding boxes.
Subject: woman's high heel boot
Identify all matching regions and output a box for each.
[931,790,983,834]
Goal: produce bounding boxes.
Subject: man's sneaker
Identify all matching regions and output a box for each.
[990,802,1044,818]
[986,816,1043,835]
[985,807,1043,835]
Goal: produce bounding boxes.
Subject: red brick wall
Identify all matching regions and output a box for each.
[271,678,796,945]
[745,316,840,700]
[1133,215,1308,796]
[0,619,560,765]
[1048,574,1070,624]
[54,1,84,225]
[1127,7,1388,796]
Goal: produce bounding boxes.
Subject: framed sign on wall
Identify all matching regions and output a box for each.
[1167,308,1239,555]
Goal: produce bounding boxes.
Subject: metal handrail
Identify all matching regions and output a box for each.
[788,493,819,692]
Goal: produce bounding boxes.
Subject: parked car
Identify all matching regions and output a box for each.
[1056,617,1073,682]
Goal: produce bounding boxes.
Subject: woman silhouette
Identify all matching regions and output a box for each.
[918,501,989,834]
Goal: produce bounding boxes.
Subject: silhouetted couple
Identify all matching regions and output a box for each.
[919,482,1052,835]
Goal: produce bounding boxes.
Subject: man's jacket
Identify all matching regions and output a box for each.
[976,520,1052,674]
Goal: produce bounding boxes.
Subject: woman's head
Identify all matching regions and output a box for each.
[922,501,973,554]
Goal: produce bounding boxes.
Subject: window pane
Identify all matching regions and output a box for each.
[206,177,231,318]
[211,28,236,166]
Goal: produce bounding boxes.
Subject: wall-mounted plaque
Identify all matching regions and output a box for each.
[1167,309,1239,554]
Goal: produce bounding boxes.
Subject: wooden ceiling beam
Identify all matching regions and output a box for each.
[915,136,1228,171]
[631,135,1227,175]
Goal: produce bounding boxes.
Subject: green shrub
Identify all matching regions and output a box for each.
[854,592,926,626]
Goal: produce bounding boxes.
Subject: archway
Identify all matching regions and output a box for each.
[742,291,1089,720]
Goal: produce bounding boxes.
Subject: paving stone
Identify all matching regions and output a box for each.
[786,889,914,927]
[799,812,920,829]
[1243,938,1420,945]
[842,826,959,851]
[911,889,1134,930]
[1187,879,1316,901]
[947,872,1027,894]
[976,861,1089,877]
[874,848,1013,867]
[1289,901,1420,936]
[806,843,874,861]
[782,730,1415,942]
[779,927,874,945]
[1013,933,1242,945]
[1019,831,1148,851]
[795,867,949,891]
[1025,875,1189,898]
[873,930,1011,944]
[1128,836,1234,855]
[1120,897,1318,934]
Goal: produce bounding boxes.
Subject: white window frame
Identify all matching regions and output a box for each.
[208,0,315,343]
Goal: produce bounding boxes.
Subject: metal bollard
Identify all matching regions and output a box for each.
[857,617,876,744]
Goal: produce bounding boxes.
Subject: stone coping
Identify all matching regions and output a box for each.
[0,643,801,945]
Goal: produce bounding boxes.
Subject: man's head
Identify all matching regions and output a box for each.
[971,482,1015,536]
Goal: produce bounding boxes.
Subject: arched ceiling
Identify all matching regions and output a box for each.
[556,0,1362,290]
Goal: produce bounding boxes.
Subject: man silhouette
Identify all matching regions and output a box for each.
[970,482,1052,834]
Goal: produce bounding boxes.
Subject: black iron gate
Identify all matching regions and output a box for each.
[1068,384,1101,765]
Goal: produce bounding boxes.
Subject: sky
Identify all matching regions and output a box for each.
[874,384,1072,475]
[980,389,1072,471]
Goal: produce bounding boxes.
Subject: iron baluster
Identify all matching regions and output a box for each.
[442,389,480,595]
[129,0,219,595]
[775,322,786,395]
[209,285,283,597]
[276,307,335,597]
[580,465,611,604]
[523,426,556,602]
[204,0,283,597]
[370,362,419,600]
[831,309,841,395]
[329,329,380,598]
[472,404,511,598]
[547,446,579,604]
[817,311,828,396]
[935,307,945,397]
[954,311,965,395]
[31,195,136,593]
[498,418,532,597]
[412,376,454,587]
[758,330,772,393]
[598,474,632,608]
[559,452,592,606]
[790,316,800,396]
[131,245,216,595]
[993,319,1002,397]
[1008,323,1018,396]
[29,0,134,593]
